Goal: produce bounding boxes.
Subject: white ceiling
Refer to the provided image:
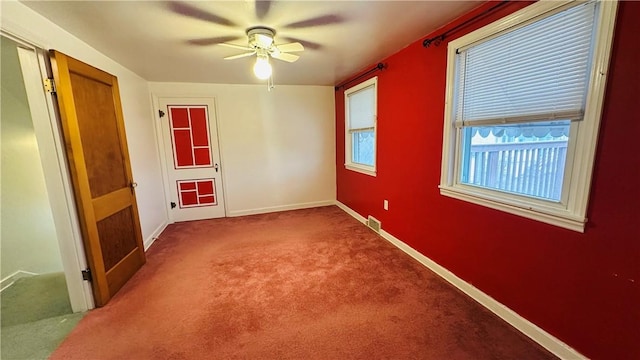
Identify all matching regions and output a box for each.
[22,1,482,86]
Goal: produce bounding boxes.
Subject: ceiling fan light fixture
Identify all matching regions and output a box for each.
[253,55,272,80]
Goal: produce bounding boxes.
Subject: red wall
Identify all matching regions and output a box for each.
[335,2,640,359]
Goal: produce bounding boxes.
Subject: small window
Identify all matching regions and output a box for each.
[345,77,377,176]
[440,0,618,232]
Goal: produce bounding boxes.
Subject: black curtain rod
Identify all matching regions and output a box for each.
[423,1,509,48]
[335,63,386,91]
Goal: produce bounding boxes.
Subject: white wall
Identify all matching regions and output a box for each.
[1,1,168,244]
[1,37,64,276]
[149,83,336,216]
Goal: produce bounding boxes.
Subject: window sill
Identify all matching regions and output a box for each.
[345,163,376,177]
[439,185,586,232]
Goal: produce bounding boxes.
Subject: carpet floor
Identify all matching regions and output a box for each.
[1,272,83,359]
[1,312,84,360]
[51,206,557,359]
[1,272,72,327]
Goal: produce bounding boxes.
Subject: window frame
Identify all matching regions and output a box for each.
[344,76,378,177]
[439,0,618,232]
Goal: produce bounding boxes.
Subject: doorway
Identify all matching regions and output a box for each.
[0,33,93,307]
[0,37,72,316]
[0,34,90,358]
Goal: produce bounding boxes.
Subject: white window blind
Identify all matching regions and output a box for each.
[455,1,598,128]
[348,85,376,130]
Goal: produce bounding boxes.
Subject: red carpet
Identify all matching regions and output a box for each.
[51,206,556,359]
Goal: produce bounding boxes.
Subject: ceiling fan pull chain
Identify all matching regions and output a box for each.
[268,74,275,91]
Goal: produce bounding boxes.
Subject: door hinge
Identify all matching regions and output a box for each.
[43,78,56,93]
[81,268,92,281]
[158,110,165,118]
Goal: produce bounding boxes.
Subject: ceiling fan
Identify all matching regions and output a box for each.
[167,1,343,86]
[219,26,304,81]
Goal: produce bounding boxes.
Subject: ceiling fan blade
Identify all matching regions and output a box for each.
[281,37,323,51]
[255,0,272,21]
[271,52,299,63]
[224,51,256,60]
[276,42,304,53]
[219,43,252,51]
[168,1,236,27]
[187,36,242,46]
[283,14,344,29]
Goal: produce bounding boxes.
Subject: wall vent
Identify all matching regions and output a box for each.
[367,216,381,233]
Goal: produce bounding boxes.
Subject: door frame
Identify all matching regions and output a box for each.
[1,29,94,311]
[151,94,228,223]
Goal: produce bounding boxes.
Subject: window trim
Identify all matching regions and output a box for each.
[439,0,618,232]
[344,76,377,177]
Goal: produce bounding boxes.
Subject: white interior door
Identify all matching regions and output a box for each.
[158,98,226,222]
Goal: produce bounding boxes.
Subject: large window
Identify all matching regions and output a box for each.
[345,77,377,176]
[440,0,618,232]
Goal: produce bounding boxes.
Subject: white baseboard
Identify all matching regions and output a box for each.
[335,201,586,360]
[335,201,367,223]
[144,221,169,251]
[227,200,336,218]
[1,270,38,292]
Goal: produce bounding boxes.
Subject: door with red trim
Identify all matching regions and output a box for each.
[158,98,225,221]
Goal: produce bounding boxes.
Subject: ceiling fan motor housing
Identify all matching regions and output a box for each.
[220,26,301,63]
[247,26,276,49]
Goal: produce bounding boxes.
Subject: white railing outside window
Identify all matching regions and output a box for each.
[465,140,568,201]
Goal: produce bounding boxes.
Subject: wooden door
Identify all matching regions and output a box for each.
[158,98,226,222]
[50,51,145,307]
